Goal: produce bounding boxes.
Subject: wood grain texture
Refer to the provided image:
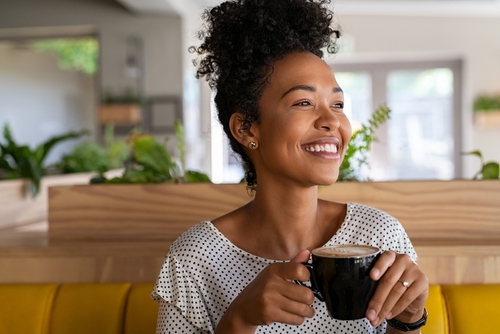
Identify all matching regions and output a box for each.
[318,180,500,241]
[0,173,96,231]
[49,180,500,241]
[1,240,499,284]
[49,183,252,240]
[33,179,500,285]
[0,241,168,283]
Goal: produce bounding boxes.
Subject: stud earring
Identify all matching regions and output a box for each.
[248,141,257,149]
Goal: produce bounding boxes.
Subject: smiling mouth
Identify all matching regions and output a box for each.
[302,143,338,153]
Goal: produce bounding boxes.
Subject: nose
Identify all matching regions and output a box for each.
[315,105,341,132]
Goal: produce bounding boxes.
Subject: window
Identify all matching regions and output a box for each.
[334,59,462,181]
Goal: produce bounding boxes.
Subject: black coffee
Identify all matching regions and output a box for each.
[305,244,381,320]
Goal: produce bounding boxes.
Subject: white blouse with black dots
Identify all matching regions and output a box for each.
[152,202,418,333]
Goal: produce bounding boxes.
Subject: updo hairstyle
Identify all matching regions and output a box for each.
[191,0,339,188]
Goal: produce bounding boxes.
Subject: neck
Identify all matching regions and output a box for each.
[245,180,324,259]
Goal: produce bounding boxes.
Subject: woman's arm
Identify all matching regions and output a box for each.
[215,250,315,333]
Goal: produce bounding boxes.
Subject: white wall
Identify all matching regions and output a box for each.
[0,45,95,165]
[0,0,183,166]
[333,14,500,177]
[0,0,182,97]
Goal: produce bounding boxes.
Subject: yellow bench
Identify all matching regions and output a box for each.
[0,283,499,333]
[0,283,157,334]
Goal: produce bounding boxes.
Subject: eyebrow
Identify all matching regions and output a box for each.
[281,85,343,99]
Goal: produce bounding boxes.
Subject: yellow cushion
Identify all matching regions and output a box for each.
[49,283,131,334]
[422,285,448,334]
[124,283,158,334]
[442,284,500,334]
[0,284,59,334]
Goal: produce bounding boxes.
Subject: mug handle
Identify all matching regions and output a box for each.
[293,263,325,302]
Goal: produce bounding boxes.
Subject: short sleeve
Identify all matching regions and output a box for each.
[155,299,211,334]
[152,253,214,332]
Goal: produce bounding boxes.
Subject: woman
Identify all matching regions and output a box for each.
[152,0,429,333]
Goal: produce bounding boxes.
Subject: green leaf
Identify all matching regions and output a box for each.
[462,150,483,159]
[131,136,175,178]
[34,130,89,165]
[482,162,500,179]
[33,38,99,75]
[103,168,165,184]
[3,124,14,143]
[186,170,211,183]
[338,105,391,182]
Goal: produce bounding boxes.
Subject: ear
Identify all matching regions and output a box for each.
[229,112,258,147]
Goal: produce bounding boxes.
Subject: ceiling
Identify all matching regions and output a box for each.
[116,0,500,18]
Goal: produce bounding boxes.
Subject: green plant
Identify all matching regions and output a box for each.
[92,120,210,184]
[103,86,145,105]
[338,106,391,181]
[33,38,98,75]
[473,94,500,112]
[462,150,499,180]
[57,125,131,174]
[0,124,88,196]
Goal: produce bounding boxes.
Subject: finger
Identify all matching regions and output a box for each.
[280,282,315,305]
[275,262,311,282]
[367,254,410,325]
[290,249,311,263]
[279,298,315,320]
[370,250,397,281]
[388,274,429,318]
[373,275,415,325]
[270,308,311,326]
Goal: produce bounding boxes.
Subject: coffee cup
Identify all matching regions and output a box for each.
[296,244,381,320]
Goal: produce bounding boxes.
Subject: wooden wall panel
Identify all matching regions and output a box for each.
[0,173,96,230]
[49,180,500,242]
[318,180,500,241]
[49,183,252,240]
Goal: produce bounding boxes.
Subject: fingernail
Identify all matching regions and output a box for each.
[386,312,392,319]
[372,269,380,279]
[366,309,376,320]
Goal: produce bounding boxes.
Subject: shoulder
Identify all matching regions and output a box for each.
[335,203,417,260]
[347,202,401,231]
[168,221,225,262]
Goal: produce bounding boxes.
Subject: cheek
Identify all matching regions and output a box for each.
[342,117,353,141]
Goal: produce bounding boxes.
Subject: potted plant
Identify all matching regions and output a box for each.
[338,106,390,181]
[99,87,144,125]
[0,124,88,197]
[473,94,500,128]
[0,124,94,230]
[56,124,130,175]
[463,150,499,180]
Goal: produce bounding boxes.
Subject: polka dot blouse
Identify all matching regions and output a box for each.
[152,203,418,333]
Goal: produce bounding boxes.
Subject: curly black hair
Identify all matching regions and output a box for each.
[191,0,339,188]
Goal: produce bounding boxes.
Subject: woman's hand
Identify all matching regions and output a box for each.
[215,250,315,334]
[365,251,429,328]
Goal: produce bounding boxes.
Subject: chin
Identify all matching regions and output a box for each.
[315,175,339,186]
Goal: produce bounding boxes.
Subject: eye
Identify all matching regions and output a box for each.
[332,102,344,109]
[293,100,312,107]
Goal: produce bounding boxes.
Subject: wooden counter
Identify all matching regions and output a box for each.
[1,180,499,284]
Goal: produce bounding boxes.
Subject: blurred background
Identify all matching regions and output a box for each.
[1,0,499,183]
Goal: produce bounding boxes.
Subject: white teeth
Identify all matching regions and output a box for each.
[304,144,338,153]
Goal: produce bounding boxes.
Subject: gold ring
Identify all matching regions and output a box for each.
[398,280,409,288]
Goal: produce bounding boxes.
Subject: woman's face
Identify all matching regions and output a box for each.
[250,51,352,187]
